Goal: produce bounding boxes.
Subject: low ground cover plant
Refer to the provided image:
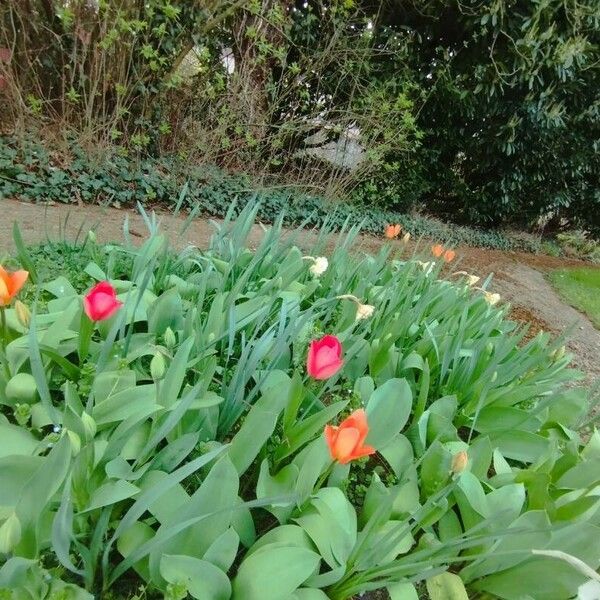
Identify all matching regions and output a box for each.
[0,136,545,253]
[0,205,598,599]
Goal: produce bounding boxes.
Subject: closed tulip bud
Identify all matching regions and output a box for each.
[87,230,97,244]
[0,513,21,554]
[402,232,411,244]
[555,345,566,361]
[451,450,468,474]
[150,351,166,381]
[13,403,31,427]
[14,300,31,327]
[491,371,498,382]
[164,327,176,349]
[67,430,81,455]
[81,411,97,440]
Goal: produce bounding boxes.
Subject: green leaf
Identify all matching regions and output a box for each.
[366,378,413,448]
[160,336,194,408]
[0,424,38,458]
[203,527,239,572]
[83,480,140,512]
[388,582,419,600]
[257,460,298,523]
[229,373,291,475]
[160,554,231,600]
[426,572,469,600]
[148,288,183,335]
[232,544,321,600]
[276,400,347,462]
[92,384,159,426]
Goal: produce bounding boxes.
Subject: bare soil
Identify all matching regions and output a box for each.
[2,198,599,384]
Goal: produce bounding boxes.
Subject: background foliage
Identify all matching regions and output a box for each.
[0,0,598,231]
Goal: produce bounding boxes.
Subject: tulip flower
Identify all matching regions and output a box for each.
[324,409,375,464]
[431,244,444,258]
[452,271,480,286]
[385,224,402,239]
[303,256,329,277]
[432,244,456,262]
[309,256,329,277]
[307,334,344,380]
[451,450,468,474]
[355,302,375,321]
[83,281,122,321]
[483,291,501,306]
[0,266,28,307]
[337,294,375,321]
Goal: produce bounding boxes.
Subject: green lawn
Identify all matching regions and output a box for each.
[548,267,600,329]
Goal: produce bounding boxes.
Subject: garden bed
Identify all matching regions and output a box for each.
[0,205,599,599]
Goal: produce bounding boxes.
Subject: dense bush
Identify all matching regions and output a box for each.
[0,136,544,253]
[0,205,598,599]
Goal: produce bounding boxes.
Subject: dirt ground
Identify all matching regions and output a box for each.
[2,198,599,385]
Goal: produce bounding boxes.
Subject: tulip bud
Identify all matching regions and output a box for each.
[14,300,31,328]
[0,513,21,554]
[81,411,97,440]
[451,450,468,474]
[87,230,97,244]
[491,371,498,383]
[67,430,81,456]
[13,403,31,427]
[150,351,166,381]
[164,327,176,349]
[401,232,411,244]
[555,345,566,361]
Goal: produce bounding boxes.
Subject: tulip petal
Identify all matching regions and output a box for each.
[341,409,369,446]
[314,359,344,380]
[349,444,376,461]
[8,270,28,296]
[324,425,338,459]
[0,276,9,306]
[333,427,360,464]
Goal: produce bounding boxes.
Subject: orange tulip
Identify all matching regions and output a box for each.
[0,265,29,307]
[443,249,456,262]
[324,409,375,464]
[431,244,456,262]
[431,244,444,257]
[384,224,402,239]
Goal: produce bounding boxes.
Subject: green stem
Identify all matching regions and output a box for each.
[0,307,10,379]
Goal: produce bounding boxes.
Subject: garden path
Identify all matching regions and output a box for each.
[2,198,599,385]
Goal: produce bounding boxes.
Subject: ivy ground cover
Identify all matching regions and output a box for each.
[0,205,599,600]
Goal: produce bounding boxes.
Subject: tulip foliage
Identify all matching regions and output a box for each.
[0,205,598,600]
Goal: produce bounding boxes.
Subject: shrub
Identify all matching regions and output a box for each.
[0,205,597,599]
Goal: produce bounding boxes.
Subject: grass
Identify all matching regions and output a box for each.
[548,267,600,329]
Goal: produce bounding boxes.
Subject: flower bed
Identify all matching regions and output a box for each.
[0,205,598,600]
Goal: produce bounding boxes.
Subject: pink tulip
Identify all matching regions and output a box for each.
[83,281,122,321]
[307,334,344,380]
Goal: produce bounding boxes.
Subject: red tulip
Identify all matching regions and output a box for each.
[307,334,344,380]
[83,281,122,321]
[324,409,375,464]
